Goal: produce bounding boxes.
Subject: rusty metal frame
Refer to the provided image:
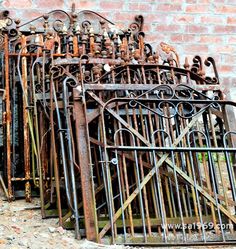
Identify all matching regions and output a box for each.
[0,8,235,245]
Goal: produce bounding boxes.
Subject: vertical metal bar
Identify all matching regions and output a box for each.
[4,34,12,200]
[73,88,98,241]
[223,132,236,207]
[187,131,206,242]
[21,35,31,202]
[131,131,147,242]
[114,133,127,242]
[151,132,168,242]
[63,80,81,239]
[132,106,152,236]
[48,73,62,225]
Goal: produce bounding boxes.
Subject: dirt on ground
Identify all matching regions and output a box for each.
[0,190,235,249]
[0,196,125,249]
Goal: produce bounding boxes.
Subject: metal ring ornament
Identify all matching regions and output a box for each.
[129,99,138,108]
[223,131,236,148]
[52,19,65,32]
[151,129,172,147]
[155,84,174,99]
[66,77,79,88]
[50,65,67,80]
[158,100,177,119]
[174,85,192,100]
[110,158,118,165]
[82,20,91,30]
[176,102,194,119]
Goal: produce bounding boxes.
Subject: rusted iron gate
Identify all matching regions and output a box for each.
[0,8,236,245]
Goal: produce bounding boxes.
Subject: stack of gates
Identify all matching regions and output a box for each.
[0,8,236,245]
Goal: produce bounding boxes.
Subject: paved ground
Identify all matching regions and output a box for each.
[0,192,235,248]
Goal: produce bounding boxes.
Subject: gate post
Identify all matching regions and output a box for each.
[73,88,98,242]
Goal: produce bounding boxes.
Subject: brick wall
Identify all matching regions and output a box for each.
[1,0,236,98]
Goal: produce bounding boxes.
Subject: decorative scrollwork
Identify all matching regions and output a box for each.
[1,8,221,87]
[204,57,219,84]
[129,15,144,33]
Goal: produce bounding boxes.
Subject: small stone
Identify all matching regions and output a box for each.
[6,235,15,241]
[0,239,6,244]
[48,226,56,233]
[11,225,21,234]
[12,217,17,222]
[18,239,29,247]
[1,203,9,211]
[56,226,65,235]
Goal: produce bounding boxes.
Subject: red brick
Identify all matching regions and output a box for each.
[143,24,151,32]
[73,1,96,9]
[126,0,158,2]
[128,3,152,12]
[228,36,236,44]
[186,25,209,33]
[218,65,235,73]
[215,5,236,14]
[198,0,211,3]
[201,16,225,24]
[199,35,223,43]
[214,25,236,33]
[186,0,197,3]
[227,17,236,24]
[156,4,182,12]
[155,25,181,33]
[215,45,235,53]
[185,44,209,53]
[186,4,210,13]
[171,34,195,43]
[34,0,64,8]
[144,14,169,24]
[100,1,124,10]
[222,77,234,87]
[114,12,135,22]
[222,77,234,88]
[3,0,32,8]
[146,34,167,44]
[20,10,44,21]
[222,55,236,64]
[173,15,195,24]
[167,0,184,3]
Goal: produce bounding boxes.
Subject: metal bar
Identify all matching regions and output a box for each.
[73,88,98,241]
[104,146,236,152]
[4,34,13,200]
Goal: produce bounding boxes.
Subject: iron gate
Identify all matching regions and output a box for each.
[0,7,236,245]
[83,65,236,244]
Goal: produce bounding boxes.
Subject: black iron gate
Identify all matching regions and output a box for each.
[84,65,236,244]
